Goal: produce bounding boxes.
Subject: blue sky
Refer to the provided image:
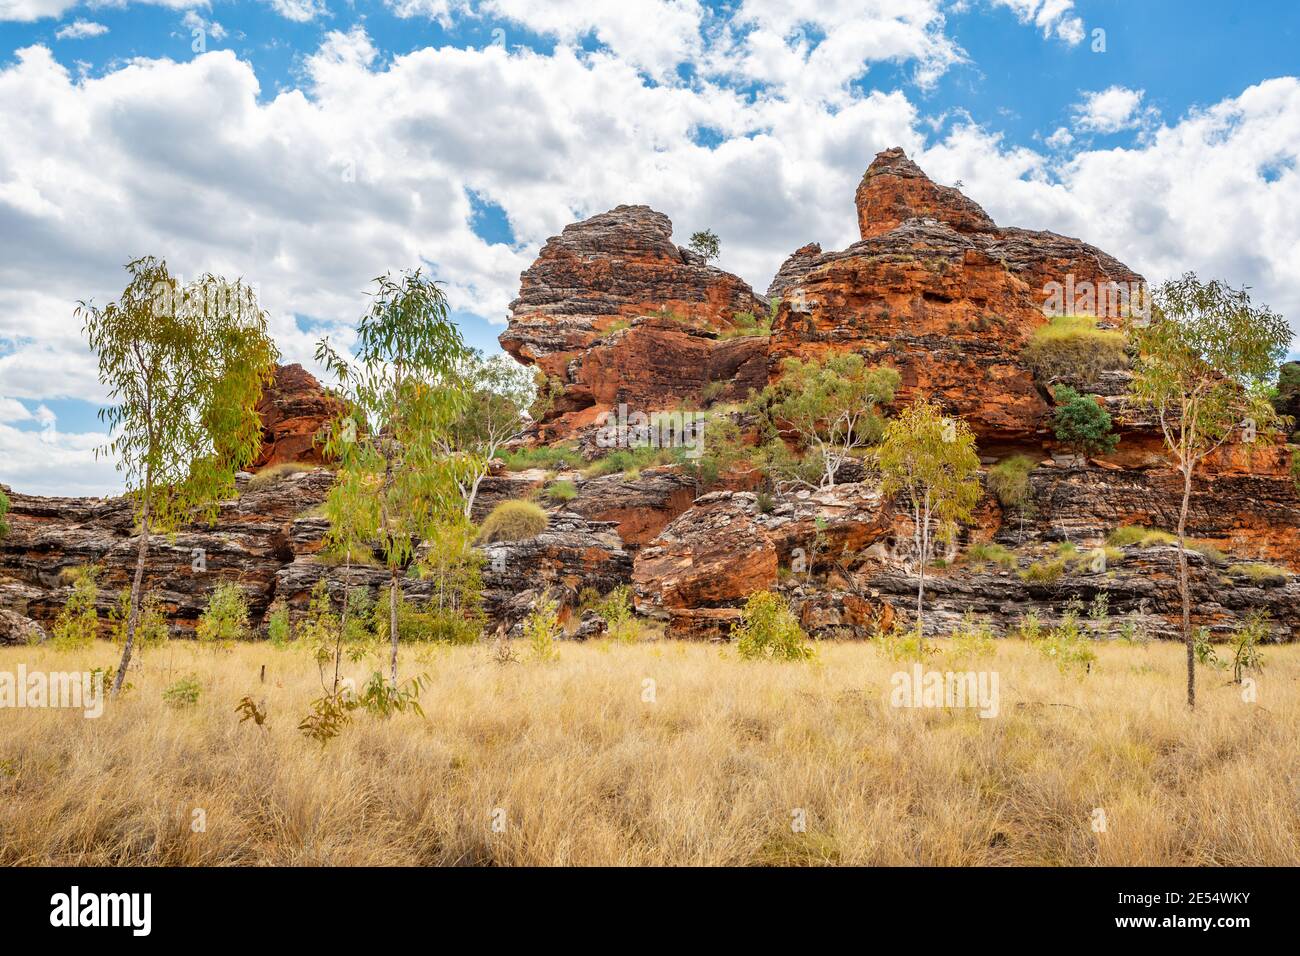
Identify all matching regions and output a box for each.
[1,0,1298,493]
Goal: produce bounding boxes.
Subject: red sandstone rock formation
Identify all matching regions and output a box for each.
[251,363,346,469]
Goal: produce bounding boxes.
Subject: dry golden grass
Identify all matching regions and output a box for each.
[1,638,1297,866]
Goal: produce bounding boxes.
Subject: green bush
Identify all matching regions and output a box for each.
[966,541,1017,568]
[51,566,100,650]
[1023,316,1127,385]
[196,582,250,647]
[1032,605,1096,676]
[583,445,680,478]
[1106,525,1175,548]
[477,499,548,543]
[947,612,997,662]
[544,479,578,504]
[108,588,170,649]
[596,585,639,643]
[985,455,1036,509]
[162,674,202,708]
[0,486,9,538]
[524,592,562,662]
[372,590,482,646]
[1050,386,1119,458]
[734,591,814,661]
[266,600,293,648]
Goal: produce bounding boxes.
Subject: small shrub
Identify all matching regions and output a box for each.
[947,612,997,662]
[596,585,639,644]
[720,310,772,338]
[162,674,201,708]
[986,455,1036,510]
[1227,562,1289,584]
[51,566,100,651]
[874,623,934,662]
[0,487,9,538]
[734,591,814,661]
[755,491,775,514]
[1032,603,1096,676]
[196,582,250,648]
[477,500,548,543]
[545,479,578,504]
[1014,610,1043,643]
[1023,315,1127,385]
[1228,611,1268,682]
[246,461,311,490]
[582,445,680,478]
[966,542,1017,568]
[1050,386,1119,458]
[372,591,481,646]
[266,600,293,648]
[523,592,562,662]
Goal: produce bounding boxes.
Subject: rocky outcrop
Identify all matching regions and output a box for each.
[856,147,997,239]
[771,149,1145,443]
[0,607,45,645]
[632,484,894,638]
[766,242,822,299]
[499,205,766,439]
[566,467,700,547]
[251,364,345,470]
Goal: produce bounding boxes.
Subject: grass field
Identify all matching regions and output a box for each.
[1,638,1296,866]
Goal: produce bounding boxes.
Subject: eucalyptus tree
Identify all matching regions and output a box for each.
[878,399,982,639]
[1128,273,1290,708]
[316,269,474,686]
[79,257,277,696]
[439,349,535,519]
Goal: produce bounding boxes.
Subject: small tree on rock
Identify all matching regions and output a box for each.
[688,229,720,262]
[1051,386,1119,460]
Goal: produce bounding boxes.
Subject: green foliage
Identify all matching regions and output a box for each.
[477,499,548,543]
[500,442,580,472]
[108,588,169,649]
[51,566,100,651]
[595,585,638,644]
[1050,386,1119,458]
[357,670,427,718]
[1226,562,1288,584]
[441,349,536,516]
[874,624,934,662]
[316,268,475,684]
[300,579,340,665]
[265,600,293,648]
[1291,448,1300,490]
[527,369,566,422]
[1014,611,1043,643]
[986,455,1037,509]
[965,541,1017,568]
[79,257,277,694]
[721,310,771,338]
[372,589,481,646]
[196,582,250,648]
[1032,603,1096,676]
[734,591,814,661]
[1023,315,1127,385]
[417,518,486,637]
[759,353,899,488]
[879,399,982,630]
[947,612,997,663]
[1228,611,1268,682]
[1106,525,1176,547]
[583,444,680,477]
[545,479,578,503]
[1019,556,1067,584]
[162,674,201,708]
[0,486,9,538]
[523,592,562,662]
[688,228,720,261]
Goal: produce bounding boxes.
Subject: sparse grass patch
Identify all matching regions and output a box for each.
[246,461,312,490]
[544,479,578,504]
[1019,556,1067,584]
[986,455,1036,510]
[583,445,679,477]
[966,542,1018,568]
[1023,315,1127,385]
[500,443,581,472]
[1226,562,1289,584]
[1106,526,1176,548]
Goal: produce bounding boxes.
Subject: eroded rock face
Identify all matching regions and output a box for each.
[499,205,766,438]
[772,150,1144,443]
[251,364,345,470]
[856,147,997,239]
[632,484,893,638]
[766,242,822,299]
[566,467,700,547]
